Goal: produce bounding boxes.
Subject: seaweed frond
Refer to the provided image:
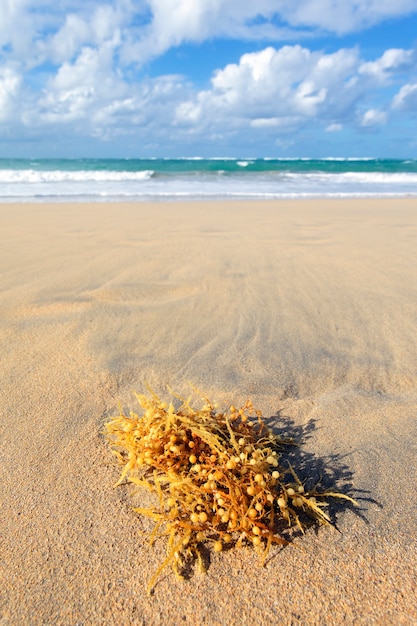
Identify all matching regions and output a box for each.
[104,390,357,593]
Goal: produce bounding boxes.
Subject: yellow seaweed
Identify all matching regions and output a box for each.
[104,389,357,593]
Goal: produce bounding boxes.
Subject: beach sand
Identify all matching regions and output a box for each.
[1,199,416,625]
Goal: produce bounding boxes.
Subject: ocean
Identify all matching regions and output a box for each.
[1,158,417,201]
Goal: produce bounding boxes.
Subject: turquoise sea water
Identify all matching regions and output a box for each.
[1,158,417,201]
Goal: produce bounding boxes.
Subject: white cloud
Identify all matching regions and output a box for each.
[1,2,417,78]
[174,43,417,141]
[359,48,416,82]
[30,46,190,141]
[275,0,417,34]
[176,45,361,128]
[1,1,417,152]
[392,83,417,110]
[0,65,22,122]
[34,44,122,125]
[3,1,414,69]
[250,117,298,128]
[0,0,38,61]
[360,108,387,127]
[326,123,343,131]
[43,14,95,65]
[118,1,417,65]
[121,1,290,64]
[38,4,125,66]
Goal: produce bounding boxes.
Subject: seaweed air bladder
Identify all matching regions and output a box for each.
[104,388,357,593]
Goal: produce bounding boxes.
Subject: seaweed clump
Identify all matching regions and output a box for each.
[105,389,356,593]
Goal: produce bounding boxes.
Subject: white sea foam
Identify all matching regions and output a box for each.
[284,171,417,184]
[1,164,416,201]
[0,169,154,183]
[340,171,417,183]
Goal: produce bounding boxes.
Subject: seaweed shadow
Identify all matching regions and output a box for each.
[264,410,373,529]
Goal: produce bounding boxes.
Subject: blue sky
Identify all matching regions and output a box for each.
[1,0,417,158]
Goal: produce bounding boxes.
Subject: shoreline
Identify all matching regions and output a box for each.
[1,198,416,624]
[1,192,417,203]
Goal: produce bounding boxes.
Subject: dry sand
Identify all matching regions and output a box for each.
[1,199,416,625]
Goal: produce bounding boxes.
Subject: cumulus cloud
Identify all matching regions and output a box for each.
[0,65,22,122]
[3,1,417,68]
[360,108,387,127]
[173,42,417,142]
[122,0,299,64]
[35,45,118,125]
[274,0,417,34]
[37,4,127,66]
[359,48,417,83]
[30,40,190,140]
[250,117,299,128]
[176,45,362,129]
[326,123,343,131]
[119,0,417,64]
[1,1,417,151]
[392,83,417,110]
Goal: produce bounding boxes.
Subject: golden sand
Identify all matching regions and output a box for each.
[1,200,416,624]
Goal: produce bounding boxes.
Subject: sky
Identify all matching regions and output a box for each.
[1,0,417,158]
